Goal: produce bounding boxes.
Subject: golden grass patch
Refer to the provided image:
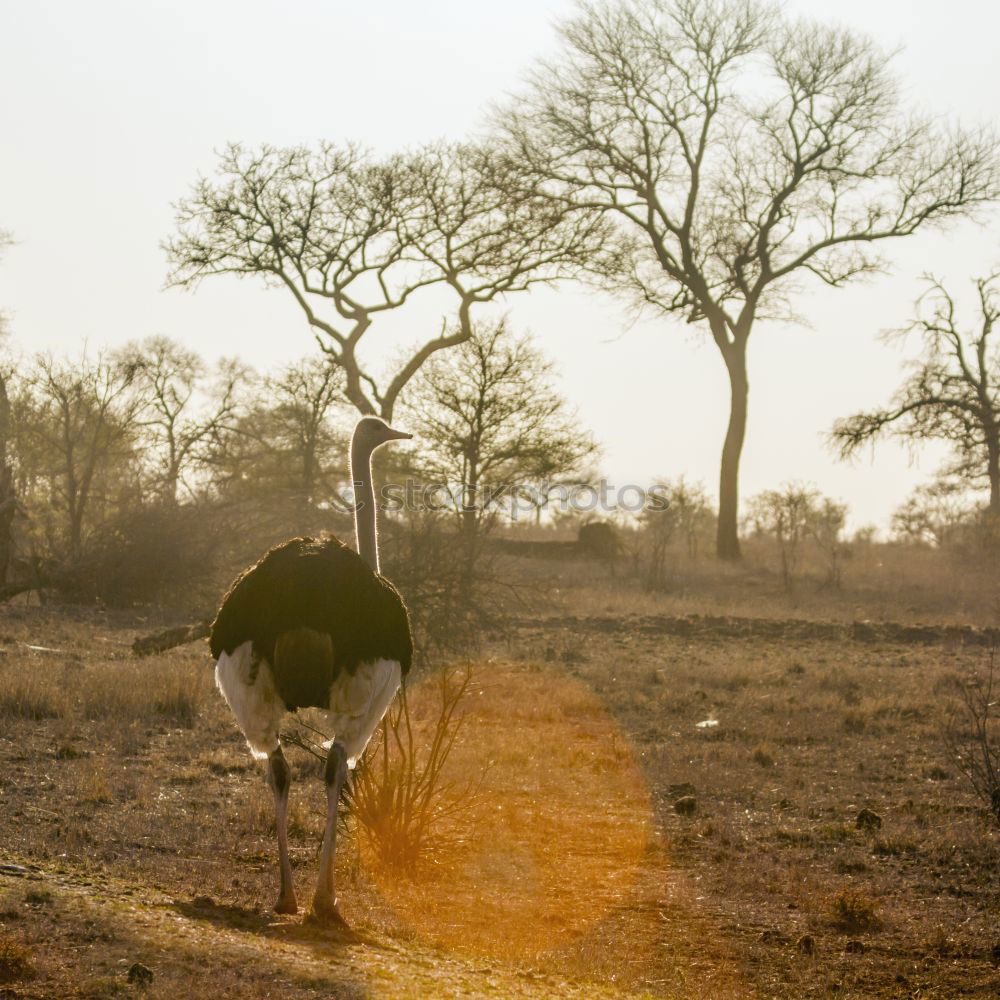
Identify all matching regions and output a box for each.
[0,669,68,720]
[82,658,208,727]
[359,661,651,962]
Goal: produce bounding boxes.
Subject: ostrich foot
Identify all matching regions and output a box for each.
[273,892,298,916]
[309,892,349,928]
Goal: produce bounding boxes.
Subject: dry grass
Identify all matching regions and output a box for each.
[0,639,210,731]
[1,599,999,997]
[543,536,1000,627]
[0,671,68,720]
[81,660,209,727]
[358,661,651,964]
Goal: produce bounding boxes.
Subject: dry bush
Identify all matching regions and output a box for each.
[829,888,882,934]
[350,664,485,872]
[381,511,517,658]
[79,975,130,999]
[0,932,34,984]
[745,484,848,591]
[74,760,113,805]
[59,502,226,609]
[943,650,1000,824]
[891,480,985,550]
[631,479,714,590]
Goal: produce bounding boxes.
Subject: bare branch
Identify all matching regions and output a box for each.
[832,273,1000,514]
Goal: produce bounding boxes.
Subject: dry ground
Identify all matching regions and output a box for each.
[1,593,999,998]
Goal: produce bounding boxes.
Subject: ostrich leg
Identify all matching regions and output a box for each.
[267,746,297,914]
[312,740,348,922]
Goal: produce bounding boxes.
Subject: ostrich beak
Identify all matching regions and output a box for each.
[385,426,412,441]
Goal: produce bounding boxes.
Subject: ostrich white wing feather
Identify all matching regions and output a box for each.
[215,641,285,759]
[324,659,402,768]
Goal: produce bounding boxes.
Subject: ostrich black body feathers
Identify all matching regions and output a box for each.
[210,535,412,711]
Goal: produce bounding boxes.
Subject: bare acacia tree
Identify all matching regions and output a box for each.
[502,0,1000,559]
[166,142,602,420]
[746,483,847,587]
[117,335,242,502]
[204,357,348,513]
[890,479,977,548]
[807,496,849,589]
[15,351,142,561]
[264,356,348,505]
[833,274,1000,518]
[746,483,817,589]
[401,320,599,542]
[637,477,714,588]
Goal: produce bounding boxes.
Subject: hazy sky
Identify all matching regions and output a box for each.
[2,0,997,530]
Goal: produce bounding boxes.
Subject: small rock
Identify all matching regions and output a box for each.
[855,808,882,832]
[674,795,697,817]
[845,939,865,954]
[668,782,696,799]
[796,934,815,955]
[127,963,154,987]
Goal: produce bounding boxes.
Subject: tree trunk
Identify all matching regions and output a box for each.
[0,374,14,585]
[0,471,15,586]
[716,341,749,561]
[987,437,1000,517]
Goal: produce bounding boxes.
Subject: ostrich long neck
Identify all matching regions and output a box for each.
[350,435,379,573]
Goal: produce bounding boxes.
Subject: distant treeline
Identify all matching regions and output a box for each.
[0,325,994,618]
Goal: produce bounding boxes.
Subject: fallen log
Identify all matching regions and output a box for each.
[132,620,210,657]
[0,583,44,603]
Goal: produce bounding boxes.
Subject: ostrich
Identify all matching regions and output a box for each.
[209,416,413,922]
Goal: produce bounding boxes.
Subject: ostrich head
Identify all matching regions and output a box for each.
[352,416,412,456]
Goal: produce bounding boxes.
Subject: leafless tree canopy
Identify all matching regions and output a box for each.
[500,0,1000,558]
[746,483,847,589]
[833,274,1000,516]
[205,356,349,510]
[890,479,981,548]
[165,142,606,421]
[13,351,143,562]
[115,336,243,503]
[401,320,599,538]
[0,341,356,604]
